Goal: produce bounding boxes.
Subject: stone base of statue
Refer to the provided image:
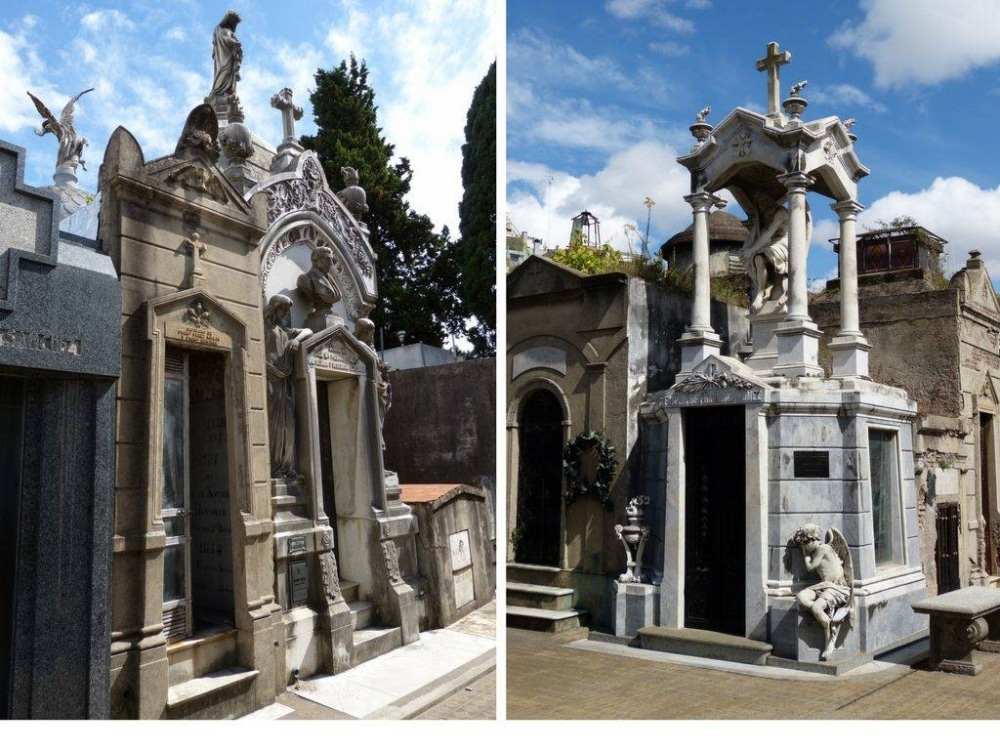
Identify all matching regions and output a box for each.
[305,310,344,333]
[612,580,659,639]
[271,476,308,520]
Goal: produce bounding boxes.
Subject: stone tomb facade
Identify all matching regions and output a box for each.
[0,139,120,719]
[640,43,927,663]
[104,93,419,717]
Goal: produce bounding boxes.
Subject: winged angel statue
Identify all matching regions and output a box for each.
[786,524,855,660]
[26,88,94,172]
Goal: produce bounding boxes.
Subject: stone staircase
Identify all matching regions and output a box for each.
[505,566,588,632]
[341,580,403,667]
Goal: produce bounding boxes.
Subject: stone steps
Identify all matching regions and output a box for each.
[351,625,403,668]
[348,600,375,630]
[637,626,773,665]
[506,605,589,633]
[506,582,575,611]
[340,580,360,604]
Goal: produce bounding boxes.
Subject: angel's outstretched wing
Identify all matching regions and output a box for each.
[60,88,94,130]
[27,91,61,135]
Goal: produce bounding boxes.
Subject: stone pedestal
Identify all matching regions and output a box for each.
[745,308,784,375]
[613,581,659,638]
[769,597,861,662]
[773,320,823,377]
[830,333,871,379]
[305,310,344,333]
[678,330,723,376]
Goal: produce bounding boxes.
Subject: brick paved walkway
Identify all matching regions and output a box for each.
[507,628,1000,720]
[413,669,496,720]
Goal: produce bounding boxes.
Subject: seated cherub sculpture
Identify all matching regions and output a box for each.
[787,523,855,660]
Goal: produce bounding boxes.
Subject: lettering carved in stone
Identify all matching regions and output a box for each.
[308,338,366,375]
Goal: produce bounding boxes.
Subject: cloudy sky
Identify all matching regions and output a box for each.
[0,0,495,237]
[507,0,1000,286]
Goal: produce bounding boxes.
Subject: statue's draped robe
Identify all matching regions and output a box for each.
[210,25,241,97]
[265,321,301,477]
[297,269,340,312]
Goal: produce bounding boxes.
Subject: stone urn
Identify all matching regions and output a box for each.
[614,495,651,583]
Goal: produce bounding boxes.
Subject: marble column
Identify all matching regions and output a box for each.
[829,199,871,378]
[773,172,823,377]
[677,192,723,375]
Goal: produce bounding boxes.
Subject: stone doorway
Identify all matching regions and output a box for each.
[515,389,563,567]
[0,376,24,720]
[682,406,746,636]
[981,412,997,576]
[935,503,960,594]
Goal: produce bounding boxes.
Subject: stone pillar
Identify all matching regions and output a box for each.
[774,172,823,377]
[829,199,871,378]
[677,192,723,375]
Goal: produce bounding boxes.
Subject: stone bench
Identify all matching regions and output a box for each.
[912,587,1000,676]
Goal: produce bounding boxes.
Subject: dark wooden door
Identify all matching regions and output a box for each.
[683,406,746,636]
[516,390,563,566]
[0,377,25,719]
[981,413,996,575]
[936,503,960,594]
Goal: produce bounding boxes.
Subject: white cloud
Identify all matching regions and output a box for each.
[165,27,186,43]
[829,0,1000,88]
[80,9,135,32]
[604,0,694,32]
[809,83,888,115]
[508,29,633,94]
[649,41,689,57]
[508,141,693,253]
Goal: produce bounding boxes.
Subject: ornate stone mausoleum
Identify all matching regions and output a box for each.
[631,42,928,666]
[2,12,491,720]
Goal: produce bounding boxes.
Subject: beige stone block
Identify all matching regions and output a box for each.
[248,407,268,446]
[118,354,149,402]
[116,441,146,490]
[246,373,266,410]
[113,489,146,535]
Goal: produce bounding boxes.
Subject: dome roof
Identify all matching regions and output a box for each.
[660,210,748,255]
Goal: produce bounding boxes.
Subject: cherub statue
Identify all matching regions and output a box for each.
[27,88,94,172]
[786,523,855,660]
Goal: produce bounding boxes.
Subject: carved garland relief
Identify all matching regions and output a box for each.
[307,337,367,375]
[262,160,374,279]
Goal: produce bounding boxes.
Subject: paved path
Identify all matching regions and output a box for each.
[413,669,496,720]
[507,627,1000,720]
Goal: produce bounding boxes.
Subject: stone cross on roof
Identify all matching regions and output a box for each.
[270,88,303,144]
[756,41,791,117]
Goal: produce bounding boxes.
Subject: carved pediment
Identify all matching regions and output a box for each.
[303,326,376,376]
[669,355,769,406]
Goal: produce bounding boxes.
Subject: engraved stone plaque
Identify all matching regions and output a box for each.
[288,534,307,555]
[794,451,830,478]
[453,567,474,609]
[289,559,309,607]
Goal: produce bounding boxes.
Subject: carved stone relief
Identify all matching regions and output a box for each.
[166,164,229,204]
[320,549,342,602]
[307,337,366,375]
[382,540,402,584]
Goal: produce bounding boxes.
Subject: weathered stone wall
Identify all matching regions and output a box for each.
[382,358,495,485]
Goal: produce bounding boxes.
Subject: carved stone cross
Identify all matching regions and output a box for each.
[178,231,208,287]
[270,88,304,144]
[756,41,791,117]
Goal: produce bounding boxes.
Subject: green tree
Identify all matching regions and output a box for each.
[301,55,463,349]
[551,230,623,275]
[456,61,496,356]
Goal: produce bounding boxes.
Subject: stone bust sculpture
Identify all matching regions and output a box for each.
[209,10,243,99]
[296,247,342,314]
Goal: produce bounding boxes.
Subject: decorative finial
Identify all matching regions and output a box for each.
[690,107,713,147]
[696,105,711,123]
[782,79,809,122]
[337,166,369,221]
[789,80,808,97]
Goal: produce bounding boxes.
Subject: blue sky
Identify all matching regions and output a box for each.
[507,0,1000,286]
[0,0,495,236]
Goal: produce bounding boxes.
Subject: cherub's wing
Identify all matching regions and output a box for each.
[826,527,853,589]
[59,88,94,130]
[27,91,60,134]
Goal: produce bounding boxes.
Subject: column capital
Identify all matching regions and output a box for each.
[831,199,864,217]
[777,171,814,192]
[684,192,725,212]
